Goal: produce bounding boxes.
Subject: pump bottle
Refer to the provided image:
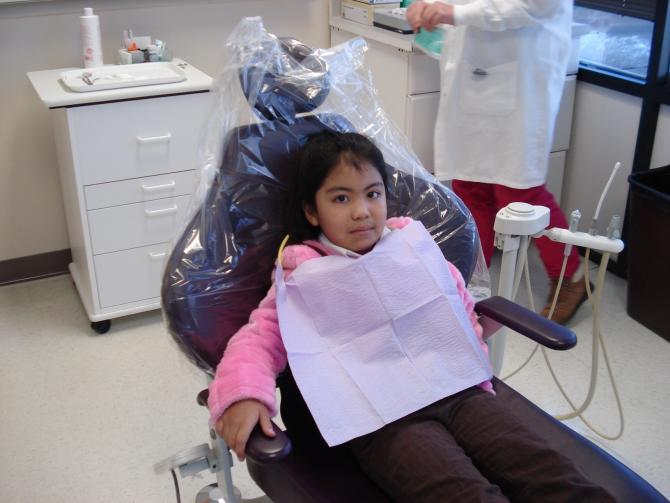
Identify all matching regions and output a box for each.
[80,7,103,68]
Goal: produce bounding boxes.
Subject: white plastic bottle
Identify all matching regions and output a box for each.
[80,7,103,68]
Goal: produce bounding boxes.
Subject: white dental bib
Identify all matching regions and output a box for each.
[275,220,492,446]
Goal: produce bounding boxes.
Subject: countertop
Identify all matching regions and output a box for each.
[330,15,590,54]
[27,58,212,108]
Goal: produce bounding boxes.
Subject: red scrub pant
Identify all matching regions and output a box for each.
[451,180,580,280]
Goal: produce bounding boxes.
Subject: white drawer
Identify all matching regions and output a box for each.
[88,194,192,255]
[84,170,197,210]
[69,92,209,185]
[408,52,441,95]
[94,242,169,308]
[551,75,576,153]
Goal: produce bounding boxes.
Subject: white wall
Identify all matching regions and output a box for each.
[650,104,670,169]
[0,0,329,262]
[563,82,642,238]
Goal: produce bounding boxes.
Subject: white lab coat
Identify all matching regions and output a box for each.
[433,0,572,188]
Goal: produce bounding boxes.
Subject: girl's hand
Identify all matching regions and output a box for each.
[215,399,275,461]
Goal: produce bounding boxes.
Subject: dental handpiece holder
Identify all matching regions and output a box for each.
[488,202,624,375]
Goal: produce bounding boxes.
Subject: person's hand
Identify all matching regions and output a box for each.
[406,1,429,32]
[215,399,275,461]
[406,1,455,32]
[422,2,455,29]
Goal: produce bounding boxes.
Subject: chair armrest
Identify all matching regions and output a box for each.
[474,296,576,350]
[196,388,292,464]
[197,388,210,406]
[246,422,293,464]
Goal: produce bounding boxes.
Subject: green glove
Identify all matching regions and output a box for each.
[415,26,444,58]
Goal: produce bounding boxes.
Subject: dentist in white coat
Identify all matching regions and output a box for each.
[408,0,588,325]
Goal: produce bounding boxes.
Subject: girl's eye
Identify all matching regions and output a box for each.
[368,191,382,199]
[334,194,348,203]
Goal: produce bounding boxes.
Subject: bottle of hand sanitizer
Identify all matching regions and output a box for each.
[80,7,103,68]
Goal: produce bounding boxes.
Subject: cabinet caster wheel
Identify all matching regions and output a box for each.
[91,320,111,334]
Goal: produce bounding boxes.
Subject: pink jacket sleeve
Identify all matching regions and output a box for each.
[207,244,322,424]
[447,261,494,393]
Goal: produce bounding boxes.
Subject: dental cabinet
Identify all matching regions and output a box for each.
[27,59,212,333]
[329,2,580,202]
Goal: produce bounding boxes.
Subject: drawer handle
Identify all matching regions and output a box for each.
[144,205,178,216]
[137,133,172,144]
[141,180,176,192]
[149,252,167,260]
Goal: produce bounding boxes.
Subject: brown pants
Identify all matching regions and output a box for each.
[279,374,614,503]
[348,387,615,503]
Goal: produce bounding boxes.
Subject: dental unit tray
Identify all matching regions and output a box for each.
[60,62,187,92]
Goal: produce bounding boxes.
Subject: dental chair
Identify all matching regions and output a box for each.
[160,19,667,503]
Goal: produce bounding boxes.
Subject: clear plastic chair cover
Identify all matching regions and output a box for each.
[161,17,490,375]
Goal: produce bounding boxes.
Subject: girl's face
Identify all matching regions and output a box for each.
[303,160,387,254]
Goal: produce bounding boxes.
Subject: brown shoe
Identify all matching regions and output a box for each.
[541,277,592,324]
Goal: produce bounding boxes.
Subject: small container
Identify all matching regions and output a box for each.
[130,50,144,64]
[154,40,170,62]
[147,44,160,62]
[133,35,152,50]
[117,49,133,65]
[80,7,103,68]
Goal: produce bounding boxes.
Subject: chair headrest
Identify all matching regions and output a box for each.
[161,18,489,375]
[240,37,331,122]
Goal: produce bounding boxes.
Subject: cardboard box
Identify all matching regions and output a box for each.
[342,0,401,25]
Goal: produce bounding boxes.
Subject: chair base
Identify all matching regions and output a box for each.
[195,483,242,503]
[196,483,272,503]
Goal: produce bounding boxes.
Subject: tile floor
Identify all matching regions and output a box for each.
[1,248,668,502]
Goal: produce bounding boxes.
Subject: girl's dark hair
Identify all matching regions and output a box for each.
[286,131,388,243]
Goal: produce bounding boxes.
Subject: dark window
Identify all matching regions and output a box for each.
[575,6,653,81]
[574,0,670,277]
[575,0,656,21]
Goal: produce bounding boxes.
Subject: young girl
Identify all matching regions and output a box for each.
[208,131,614,502]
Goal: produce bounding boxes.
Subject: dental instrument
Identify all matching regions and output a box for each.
[491,161,626,440]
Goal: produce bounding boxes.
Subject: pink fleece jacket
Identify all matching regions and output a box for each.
[207,217,492,424]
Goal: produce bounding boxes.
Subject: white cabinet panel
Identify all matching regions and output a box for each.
[546,150,566,203]
[88,194,191,255]
[94,243,170,308]
[70,92,209,185]
[84,170,197,210]
[551,75,576,153]
[331,26,409,131]
[406,92,440,173]
[408,52,440,94]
